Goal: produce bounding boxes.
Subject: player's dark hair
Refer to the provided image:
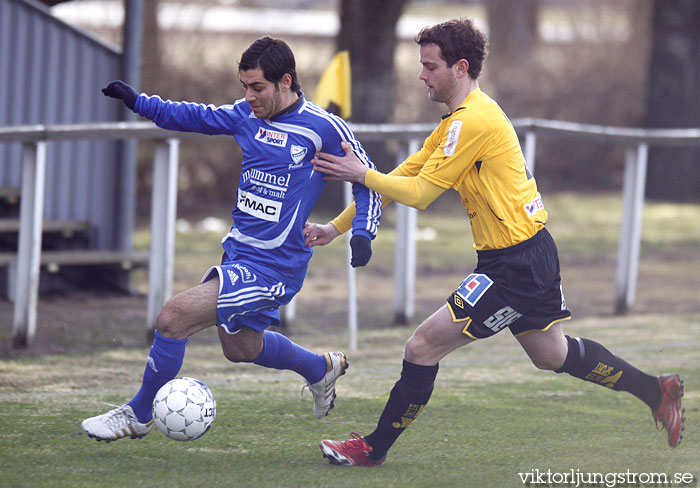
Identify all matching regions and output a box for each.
[415,18,488,79]
[239,36,301,93]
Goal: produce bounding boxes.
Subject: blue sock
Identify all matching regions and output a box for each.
[127,330,188,423]
[253,330,327,384]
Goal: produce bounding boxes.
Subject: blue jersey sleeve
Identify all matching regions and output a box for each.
[348,140,381,239]
[134,94,242,136]
[316,113,381,239]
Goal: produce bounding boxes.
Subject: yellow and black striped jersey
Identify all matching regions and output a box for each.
[399,87,546,250]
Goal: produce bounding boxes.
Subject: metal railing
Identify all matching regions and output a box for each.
[511,119,700,315]
[1,122,182,347]
[341,119,700,342]
[1,119,699,348]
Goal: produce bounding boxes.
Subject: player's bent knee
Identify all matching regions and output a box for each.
[218,328,262,363]
[404,334,419,357]
[404,333,432,363]
[529,354,565,371]
[220,341,259,363]
[155,299,187,340]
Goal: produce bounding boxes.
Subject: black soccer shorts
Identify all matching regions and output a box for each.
[446,228,571,339]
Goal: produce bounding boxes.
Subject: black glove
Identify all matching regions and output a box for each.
[102,80,138,110]
[350,234,372,268]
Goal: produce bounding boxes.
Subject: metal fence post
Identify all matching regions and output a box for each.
[615,143,648,314]
[12,141,47,347]
[281,295,296,330]
[524,130,537,175]
[344,180,358,351]
[393,139,419,324]
[146,138,180,339]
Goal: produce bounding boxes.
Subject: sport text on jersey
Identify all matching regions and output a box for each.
[255,128,288,147]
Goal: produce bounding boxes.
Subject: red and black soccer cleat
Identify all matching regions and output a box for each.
[320,432,386,466]
[652,373,685,448]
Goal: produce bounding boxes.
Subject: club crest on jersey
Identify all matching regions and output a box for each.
[290,144,307,165]
[255,128,288,147]
[524,194,544,216]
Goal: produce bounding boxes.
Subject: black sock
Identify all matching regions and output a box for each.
[364,360,439,461]
[555,335,662,409]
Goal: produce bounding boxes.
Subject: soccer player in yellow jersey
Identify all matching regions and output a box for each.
[306,18,685,466]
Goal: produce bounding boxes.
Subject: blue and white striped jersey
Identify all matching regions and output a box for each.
[135,93,381,288]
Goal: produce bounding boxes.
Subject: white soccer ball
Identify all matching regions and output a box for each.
[152,377,216,441]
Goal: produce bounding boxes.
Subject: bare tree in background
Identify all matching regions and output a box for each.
[643,0,700,201]
[486,0,537,63]
[337,0,408,173]
[141,0,161,93]
[485,0,538,115]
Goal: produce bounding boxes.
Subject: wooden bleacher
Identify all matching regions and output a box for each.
[0,189,149,298]
[0,249,149,272]
[0,218,90,238]
[0,186,20,206]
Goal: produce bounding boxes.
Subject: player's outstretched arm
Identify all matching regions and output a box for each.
[102,81,238,136]
[102,80,138,110]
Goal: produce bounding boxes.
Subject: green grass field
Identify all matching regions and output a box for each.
[1,193,699,487]
[0,323,697,488]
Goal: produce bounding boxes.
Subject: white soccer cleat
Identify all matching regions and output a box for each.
[303,352,349,418]
[81,404,152,442]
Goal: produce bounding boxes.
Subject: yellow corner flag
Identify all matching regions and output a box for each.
[313,50,352,119]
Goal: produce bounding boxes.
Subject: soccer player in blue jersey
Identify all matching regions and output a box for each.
[81,37,381,442]
[308,19,685,465]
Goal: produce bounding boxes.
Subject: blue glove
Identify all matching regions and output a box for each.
[102,80,138,110]
[350,234,372,268]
